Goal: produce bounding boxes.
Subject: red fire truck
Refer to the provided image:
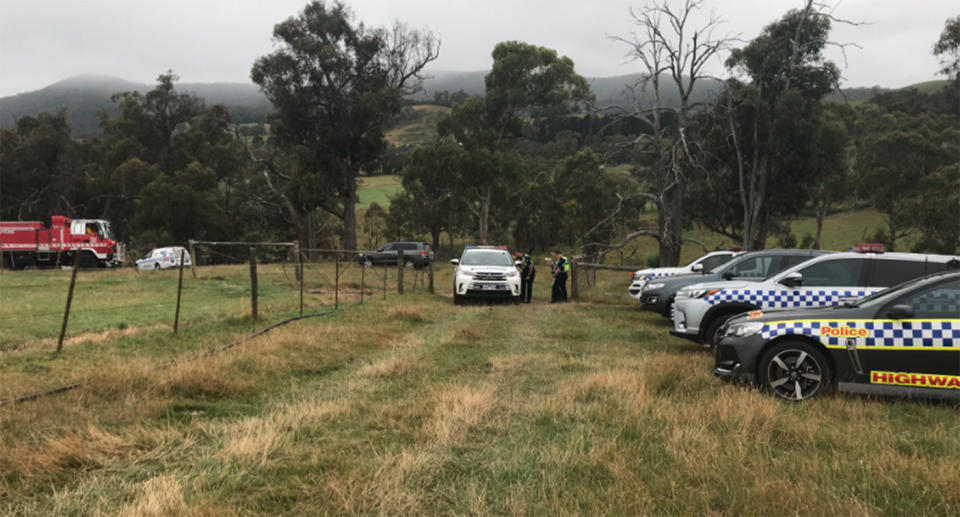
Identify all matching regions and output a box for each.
[0,216,125,269]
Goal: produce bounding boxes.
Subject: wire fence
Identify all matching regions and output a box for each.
[570,260,641,305]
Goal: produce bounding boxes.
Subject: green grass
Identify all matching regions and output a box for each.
[357,174,403,209]
[1,275,958,515]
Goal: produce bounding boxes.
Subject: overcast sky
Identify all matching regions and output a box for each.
[1,0,955,97]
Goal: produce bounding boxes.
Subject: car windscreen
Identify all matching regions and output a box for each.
[851,275,932,309]
[461,250,513,266]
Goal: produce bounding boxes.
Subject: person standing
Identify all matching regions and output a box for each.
[516,252,535,303]
[551,251,569,303]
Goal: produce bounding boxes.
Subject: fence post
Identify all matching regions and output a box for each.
[383,261,387,300]
[188,239,197,279]
[360,261,365,305]
[293,241,301,283]
[173,250,185,334]
[570,259,579,301]
[397,249,404,294]
[56,264,80,353]
[298,248,304,316]
[335,251,340,310]
[249,247,258,321]
[428,257,434,294]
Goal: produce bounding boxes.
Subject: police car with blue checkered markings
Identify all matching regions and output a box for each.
[670,246,960,347]
[714,271,960,401]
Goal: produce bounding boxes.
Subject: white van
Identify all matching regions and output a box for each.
[135,246,192,270]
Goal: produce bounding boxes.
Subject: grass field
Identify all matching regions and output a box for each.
[357,174,403,209]
[1,264,958,515]
[385,105,451,147]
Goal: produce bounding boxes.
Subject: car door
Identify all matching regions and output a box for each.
[858,278,960,392]
[376,243,397,264]
[789,257,870,308]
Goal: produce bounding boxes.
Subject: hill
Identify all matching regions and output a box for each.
[4,72,947,138]
[0,75,271,138]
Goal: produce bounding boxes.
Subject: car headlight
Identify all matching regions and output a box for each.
[679,288,723,299]
[644,282,665,291]
[724,321,764,338]
[506,270,518,278]
[459,269,474,277]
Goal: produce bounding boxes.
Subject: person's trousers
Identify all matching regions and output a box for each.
[520,273,535,302]
[551,272,567,302]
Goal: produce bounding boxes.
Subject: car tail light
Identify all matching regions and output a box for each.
[421,250,428,257]
[629,272,635,278]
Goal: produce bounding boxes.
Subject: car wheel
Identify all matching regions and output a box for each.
[758,341,833,401]
[153,263,161,270]
[453,293,463,305]
[405,260,415,269]
[363,259,374,268]
[705,313,737,348]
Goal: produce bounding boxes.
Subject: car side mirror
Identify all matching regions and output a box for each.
[691,263,703,272]
[515,260,522,267]
[778,272,803,288]
[887,304,914,319]
[721,270,735,280]
[449,258,459,266]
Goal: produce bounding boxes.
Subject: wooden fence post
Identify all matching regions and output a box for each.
[298,249,304,316]
[188,239,197,279]
[396,249,404,294]
[173,250,185,334]
[428,257,434,294]
[570,259,579,301]
[360,261,365,305]
[383,261,387,300]
[57,264,80,353]
[335,251,340,310]
[249,247,258,320]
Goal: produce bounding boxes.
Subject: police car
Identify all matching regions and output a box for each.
[450,245,522,305]
[639,250,827,317]
[714,271,960,401]
[671,246,960,347]
[627,249,741,301]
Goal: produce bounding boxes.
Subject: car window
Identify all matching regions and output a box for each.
[779,254,817,271]
[799,258,866,287]
[867,259,930,288]
[461,251,513,266]
[381,243,396,251]
[399,243,418,251]
[892,279,960,318]
[728,256,773,278]
[699,253,734,272]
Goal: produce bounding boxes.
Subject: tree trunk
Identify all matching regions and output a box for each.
[304,210,315,260]
[887,216,897,251]
[479,185,491,244]
[657,188,684,266]
[814,202,826,250]
[342,175,359,251]
[430,228,440,253]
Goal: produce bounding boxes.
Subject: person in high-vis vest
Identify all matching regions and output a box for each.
[551,251,569,303]
[515,252,535,303]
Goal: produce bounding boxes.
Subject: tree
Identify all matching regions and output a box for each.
[725,1,843,249]
[250,1,438,251]
[0,111,85,220]
[614,0,732,265]
[389,140,462,251]
[934,15,960,81]
[437,42,592,244]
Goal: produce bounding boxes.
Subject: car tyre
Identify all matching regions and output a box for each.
[154,263,161,270]
[757,340,833,401]
[363,258,374,268]
[705,313,737,348]
[453,293,463,306]
[405,260,415,269]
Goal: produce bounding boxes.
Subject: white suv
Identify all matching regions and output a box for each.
[450,246,521,304]
[671,249,960,346]
[628,250,741,301]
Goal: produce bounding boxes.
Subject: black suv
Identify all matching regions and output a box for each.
[358,242,433,268]
[640,250,829,317]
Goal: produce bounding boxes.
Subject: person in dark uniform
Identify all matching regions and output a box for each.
[515,252,535,303]
[551,251,569,303]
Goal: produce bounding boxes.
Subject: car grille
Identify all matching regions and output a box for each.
[474,272,506,281]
